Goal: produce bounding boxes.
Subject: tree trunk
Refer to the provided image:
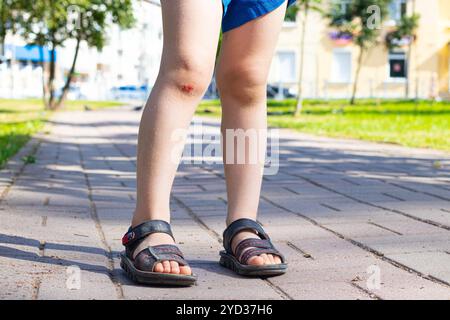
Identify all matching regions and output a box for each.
[405,44,411,99]
[0,36,5,57]
[47,42,57,110]
[0,0,5,57]
[294,5,309,117]
[405,0,416,99]
[56,36,81,109]
[350,47,364,105]
[38,45,50,109]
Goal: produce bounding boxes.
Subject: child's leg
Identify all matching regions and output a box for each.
[216,2,287,266]
[132,0,222,274]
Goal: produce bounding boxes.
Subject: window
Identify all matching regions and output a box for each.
[331,50,352,83]
[276,51,296,83]
[389,0,407,22]
[334,0,351,15]
[388,52,407,79]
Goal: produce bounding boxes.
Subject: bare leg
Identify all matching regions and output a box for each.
[132,0,222,275]
[216,2,287,266]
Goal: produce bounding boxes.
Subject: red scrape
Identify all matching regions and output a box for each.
[181,84,194,94]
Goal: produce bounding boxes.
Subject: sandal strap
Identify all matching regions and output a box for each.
[150,244,184,258]
[135,244,189,271]
[223,218,269,254]
[235,238,272,260]
[122,220,174,256]
[147,244,187,266]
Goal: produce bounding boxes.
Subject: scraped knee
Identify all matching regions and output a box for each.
[162,57,213,98]
[180,84,195,94]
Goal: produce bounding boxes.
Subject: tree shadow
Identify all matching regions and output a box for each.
[2,108,449,289]
[0,233,227,285]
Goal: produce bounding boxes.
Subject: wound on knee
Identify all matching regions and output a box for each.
[180,84,195,94]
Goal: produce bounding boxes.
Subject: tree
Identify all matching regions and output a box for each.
[327,0,390,105]
[56,0,135,108]
[385,2,419,99]
[20,0,135,110]
[292,0,323,117]
[0,0,25,58]
[21,0,69,109]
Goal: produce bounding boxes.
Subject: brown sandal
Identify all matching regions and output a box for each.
[120,220,197,286]
[219,218,287,277]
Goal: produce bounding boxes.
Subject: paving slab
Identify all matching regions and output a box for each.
[0,108,449,299]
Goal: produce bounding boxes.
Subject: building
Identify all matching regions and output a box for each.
[269,0,450,100]
[0,0,162,101]
[1,0,449,101]
[0,44,53,98]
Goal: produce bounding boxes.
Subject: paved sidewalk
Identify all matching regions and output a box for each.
[1,107,450,300]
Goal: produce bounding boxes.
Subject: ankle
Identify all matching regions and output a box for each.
[132,209,170,228]
[226,215,257,226]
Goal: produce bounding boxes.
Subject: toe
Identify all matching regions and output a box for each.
[162,260,171,273]
[267,254,276,265]
[153,262,164,273]
[247,255,265,266]
[274,255,282,264]
[179,265,192,275]
[259,253,270,265]
[170,261,180,274]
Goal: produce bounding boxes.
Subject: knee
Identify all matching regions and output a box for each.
[216,63,267,105]
[161,57,213,98]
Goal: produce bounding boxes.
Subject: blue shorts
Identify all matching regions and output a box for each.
[222,0,297,33]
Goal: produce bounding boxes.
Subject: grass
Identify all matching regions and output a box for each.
[197,99,450,152]
[0,99,123,168]
[2,97,449,169]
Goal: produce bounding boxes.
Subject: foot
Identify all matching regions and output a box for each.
[132,232,192,275]
[231,230,282,266]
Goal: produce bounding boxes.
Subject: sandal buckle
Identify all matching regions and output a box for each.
[122,231,135,245]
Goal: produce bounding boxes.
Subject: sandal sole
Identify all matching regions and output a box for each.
[120,252,197,286]
[219,251,287,277]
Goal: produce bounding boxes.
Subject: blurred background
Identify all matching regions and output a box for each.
[1,0,449,103]
[0,0,160,102]
[0,0,449,168]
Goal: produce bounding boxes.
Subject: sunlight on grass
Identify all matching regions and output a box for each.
[197,99,450,151]
[0,99,123,167]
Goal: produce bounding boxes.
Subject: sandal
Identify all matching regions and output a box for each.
[219,218,287,277]
[120,219,197,286]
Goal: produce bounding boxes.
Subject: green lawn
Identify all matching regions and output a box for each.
[0,99,123,168]
[197,99,450,152]
[2,98,449,169]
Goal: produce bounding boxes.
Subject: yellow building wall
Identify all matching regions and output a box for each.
[437,0,450,97]
[272,0,450,99]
